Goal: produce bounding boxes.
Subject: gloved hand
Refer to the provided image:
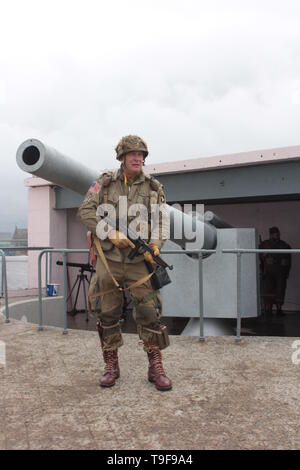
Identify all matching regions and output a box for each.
[108,230,135,249]
[144,243,160,265]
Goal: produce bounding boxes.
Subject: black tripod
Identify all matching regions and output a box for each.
[67,266,91,321]
[56,260,95,322]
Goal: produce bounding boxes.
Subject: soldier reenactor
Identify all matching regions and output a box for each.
[78,135,172,391]
[259,227,291,317]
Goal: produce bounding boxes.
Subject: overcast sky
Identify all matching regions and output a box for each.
[1,0,300,232]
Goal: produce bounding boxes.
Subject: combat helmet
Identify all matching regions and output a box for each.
[115,135,148,161]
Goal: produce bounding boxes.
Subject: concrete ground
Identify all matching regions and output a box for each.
[0,314,299,450]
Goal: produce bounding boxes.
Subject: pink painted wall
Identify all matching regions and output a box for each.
[206,200,300,311]
[28,185,51,288]
[27,182,89,311]
[27,183,67,291]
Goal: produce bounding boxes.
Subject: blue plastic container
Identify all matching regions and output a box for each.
[47,283,60,296]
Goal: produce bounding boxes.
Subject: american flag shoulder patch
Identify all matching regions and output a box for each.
[89,181,101,194]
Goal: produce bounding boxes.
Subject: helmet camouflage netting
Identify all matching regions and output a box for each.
[115,135,148,161]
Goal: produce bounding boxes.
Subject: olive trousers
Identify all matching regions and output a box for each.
[96,256,169,351]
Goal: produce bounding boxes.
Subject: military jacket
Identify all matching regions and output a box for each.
[78,167,168,263]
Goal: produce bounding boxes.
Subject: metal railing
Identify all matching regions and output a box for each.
[3,246,298,342]
[0,250,9,323]
[38,248,218,338]
[37,249,89,334]
[35,248,217,338]
[0,247,53,321]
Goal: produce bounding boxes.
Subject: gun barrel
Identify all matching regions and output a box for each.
[17,139,217,251]
[56,260,95,272]
[16,138,97,195]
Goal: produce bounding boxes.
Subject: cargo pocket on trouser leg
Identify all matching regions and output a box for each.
[131,289,158,327]
[133,295,169,351]
[100,321,124,351]
[137,324,170,351]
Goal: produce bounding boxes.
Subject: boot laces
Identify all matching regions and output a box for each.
[150,348,165,376]
[104,350,117,374]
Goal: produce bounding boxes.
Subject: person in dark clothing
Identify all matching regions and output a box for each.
[259,227,291,317]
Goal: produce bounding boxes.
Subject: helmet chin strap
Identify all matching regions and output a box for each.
[122,157,132,185]
[121,157,128,175]
[121,160,128,188]
[122,156,127,171]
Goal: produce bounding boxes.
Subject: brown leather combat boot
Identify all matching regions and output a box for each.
[99,349,120,387]
[147,347,172,391]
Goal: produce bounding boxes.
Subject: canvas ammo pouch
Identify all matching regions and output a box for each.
[138,324,170,350]
[144,261,172,290]
[156,325,170,349]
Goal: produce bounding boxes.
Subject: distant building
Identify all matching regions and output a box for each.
[0,232,13,255]
[11,227,28,255]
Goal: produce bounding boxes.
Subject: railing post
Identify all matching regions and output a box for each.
[38,250,46,331]
[62,251,68,335]
[0,250,9,323]
[1,255,4,297]
[49,252,52,284]
[198,252,205,342]
[236,251,242,343]
[45,252,48,291]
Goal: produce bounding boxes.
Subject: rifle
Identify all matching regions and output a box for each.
[98,215,173,290]
[100,215,173,270]
[127,234,173,271]
[122,219,173,270]
[125,222,174,289]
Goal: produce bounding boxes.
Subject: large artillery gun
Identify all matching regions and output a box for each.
[17,138,259,335]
